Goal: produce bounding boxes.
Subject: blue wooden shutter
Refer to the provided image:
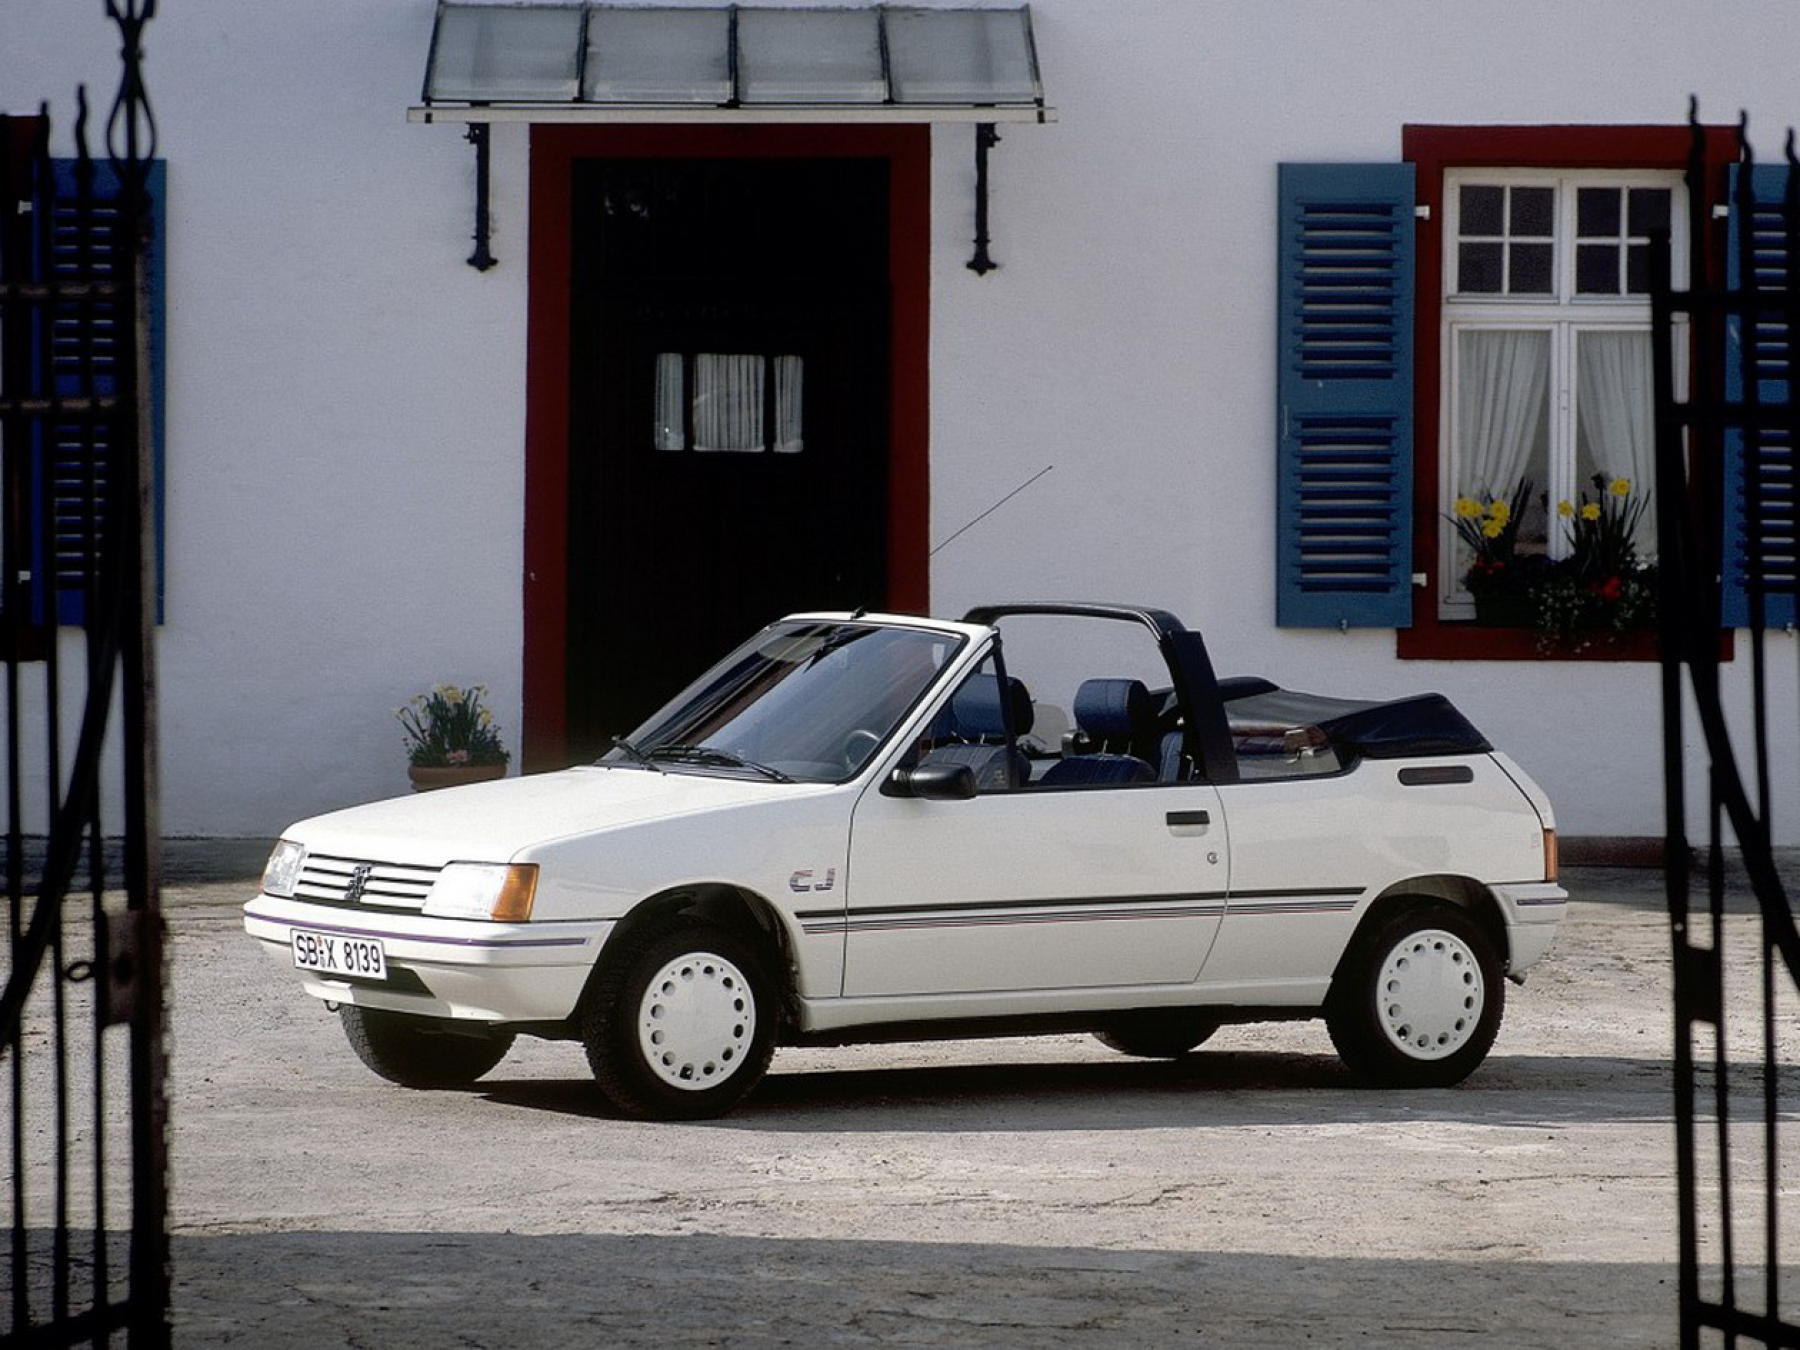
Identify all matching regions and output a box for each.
[32,159,166,626]
[1276,163,1416,627]
[1721,164,1799,628]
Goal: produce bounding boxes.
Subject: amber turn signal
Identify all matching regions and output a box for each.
[491,864,539,922]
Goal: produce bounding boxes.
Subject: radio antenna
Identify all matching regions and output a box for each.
[930,464,1054,557]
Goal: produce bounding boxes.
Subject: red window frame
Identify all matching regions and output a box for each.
[1397,124,1737,661]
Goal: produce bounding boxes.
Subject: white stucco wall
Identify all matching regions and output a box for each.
[5,0,1797,841]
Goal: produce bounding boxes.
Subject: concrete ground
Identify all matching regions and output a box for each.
[12,850,1800,1347]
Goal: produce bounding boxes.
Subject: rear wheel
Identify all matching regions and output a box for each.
[1325,903,1503,1088]
[1094,1012,1221,1059]
[582,916,778,1121]
[340,1005,514,1088]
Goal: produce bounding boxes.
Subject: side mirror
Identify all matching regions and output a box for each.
[883,762,978,800]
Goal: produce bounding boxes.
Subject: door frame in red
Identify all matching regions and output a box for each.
[522,124,932,771]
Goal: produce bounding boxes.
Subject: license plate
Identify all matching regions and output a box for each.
[292,929,386,980]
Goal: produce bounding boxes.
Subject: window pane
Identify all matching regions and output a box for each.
[886,9,1040,104]
[1460,185,1504,236]
[1509,242,1553,294]
[584,8,732,104]
[1459,242,1504,293]
[737,9,885,104]
[654,353,685,451]
[1625,243,1652,293]
[1628,188,1671,235]
[1577,187,1620,238]
[427,4,583,102]
[1454,329,1551,557]
[1576,242,1620,294]
[693,354,765,453]
[1510,186,1554,236]
[1574,330,1656,558]
[773,356,804,454]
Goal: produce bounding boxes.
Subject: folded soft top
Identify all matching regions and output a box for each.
[1222,682,1493,760]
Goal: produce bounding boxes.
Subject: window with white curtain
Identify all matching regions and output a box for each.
[653,352,804,454]
[1439,170,1681,616]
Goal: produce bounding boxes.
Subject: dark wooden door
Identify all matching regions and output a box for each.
[566,158,891,758]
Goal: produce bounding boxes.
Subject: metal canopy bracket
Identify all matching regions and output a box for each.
[968,122,999,275]
[411,3,1054,272]
[465,122,495,271]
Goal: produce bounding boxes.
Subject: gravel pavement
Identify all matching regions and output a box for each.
[14,853,1800,1346]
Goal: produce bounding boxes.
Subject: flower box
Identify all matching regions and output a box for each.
[1470,590,1537,628]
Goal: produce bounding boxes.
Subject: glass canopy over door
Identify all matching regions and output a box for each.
[418,3,1050,121]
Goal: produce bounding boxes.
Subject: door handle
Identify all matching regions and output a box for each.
[1165,809,1210,828]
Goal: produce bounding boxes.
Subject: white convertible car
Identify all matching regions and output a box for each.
[244,604,1566,1119]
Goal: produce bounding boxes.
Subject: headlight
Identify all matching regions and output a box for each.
[262,839,306,897]
[424,862,538,922]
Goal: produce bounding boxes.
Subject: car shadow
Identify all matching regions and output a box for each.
[476,1047,1708,1132]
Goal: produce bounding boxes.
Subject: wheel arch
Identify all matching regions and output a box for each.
[577,882,799,1024]
[1332,875,1511,988]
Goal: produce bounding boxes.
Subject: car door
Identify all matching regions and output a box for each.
[840,661,1229,998]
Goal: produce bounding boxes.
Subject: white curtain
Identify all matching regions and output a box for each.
[1456,328,1549,500]
[694,353,765,453]
[655,353,805,454]
[653,353,685,451]
[772,355,803,454]
[1575,330,1656,556]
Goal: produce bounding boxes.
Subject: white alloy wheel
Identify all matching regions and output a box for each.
[1375,928,1485,1061]
[636,951,757,1091]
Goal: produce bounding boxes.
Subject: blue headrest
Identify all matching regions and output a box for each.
[1072,678,1152,739]
[947,676,1034,739]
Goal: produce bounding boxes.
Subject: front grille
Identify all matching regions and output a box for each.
[294,853,441,912]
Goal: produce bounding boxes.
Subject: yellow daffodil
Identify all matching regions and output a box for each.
[1581,503,1601,521]
[1481,518,1504,538]
[1454,497,1481,519]
[1610,478,1631,497]
[1557,500,1574,518]
[1487,500,1511,525]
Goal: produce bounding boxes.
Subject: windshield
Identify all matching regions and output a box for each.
[600,621,964,783]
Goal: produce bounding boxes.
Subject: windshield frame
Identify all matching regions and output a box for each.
[597,618,971,785]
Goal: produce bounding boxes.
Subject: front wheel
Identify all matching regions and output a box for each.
[582,916,778,1120]
[1325,904,1503,1088]
[340,1005,515,1088]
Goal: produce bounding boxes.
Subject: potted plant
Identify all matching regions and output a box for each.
[397,684,510,791]
[1533,474,1657,653]
[1451,478,1537,626]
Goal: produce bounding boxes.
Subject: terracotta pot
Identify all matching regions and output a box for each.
[408,763,508,793]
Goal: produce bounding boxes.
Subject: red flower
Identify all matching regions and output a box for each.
[1590,576,1623,604]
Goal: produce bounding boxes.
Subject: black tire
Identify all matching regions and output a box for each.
[1094,1012,1222,1059]
[581,916,778,1121]
[340,1005,514,1088]
[1325,903,1504,1088]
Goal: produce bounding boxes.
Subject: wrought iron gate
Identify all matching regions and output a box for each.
[1652,104,1800,1350]
[1,3,168,1344]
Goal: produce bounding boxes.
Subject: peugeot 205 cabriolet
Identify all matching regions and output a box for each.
[244,603,1566,1119]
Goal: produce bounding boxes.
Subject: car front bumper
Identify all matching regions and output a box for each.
[243,895,612,1025]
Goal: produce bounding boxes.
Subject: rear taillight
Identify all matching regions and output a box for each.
[1543,829,1559,883]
